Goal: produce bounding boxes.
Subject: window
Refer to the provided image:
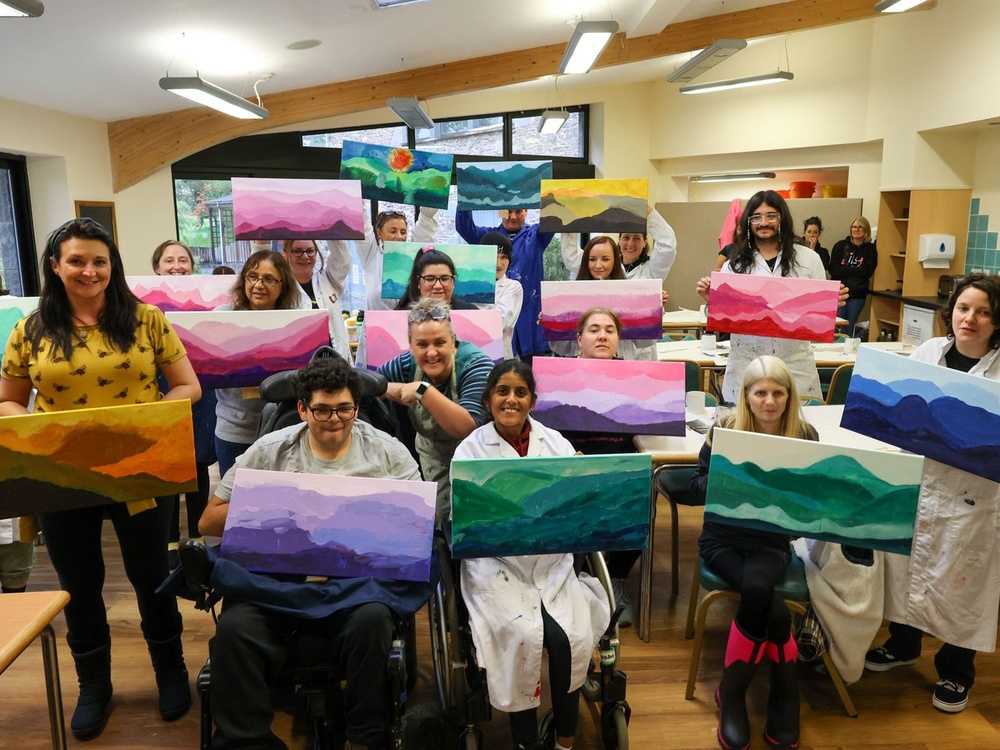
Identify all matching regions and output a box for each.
[173,178,257,273]
[302,124,408,150]
[414,116,504,156]
[511,111,585,159]
[0,154,38,296]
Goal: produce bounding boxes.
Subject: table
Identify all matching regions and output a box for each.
[662,309,707,338]
[632,405,898,642]
[0,590,70,750]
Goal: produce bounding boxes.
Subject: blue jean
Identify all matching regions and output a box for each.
[837,297,866,337]
[215,436,252,479]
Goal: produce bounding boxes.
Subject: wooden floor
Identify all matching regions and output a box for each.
[2,500,999,749]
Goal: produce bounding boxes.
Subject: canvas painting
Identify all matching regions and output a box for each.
[166,309,330,388]
[539,178,648,234]
[841,346,1000,482]
[540,279,661,341]
[455,160,553,211]
[363,309,504,370]
[381,241,496,304]
[0,400,197,520]
[220,468,436,582]
[451,453,651,558]
[0,296,39,351]
[232,177,365,241]
[708,272,840,343]
[532,357,685,436]
[705,428,924,555]
[126,275,236,312]
[340,140,453,209]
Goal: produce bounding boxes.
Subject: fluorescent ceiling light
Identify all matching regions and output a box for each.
[874,0,931,12]
[387,97,435,129]
[0,0,44,16]
[680,71,793,95]
[539,110,570,135]
[372,0,429,6]
[690,172,776,183]
[159,76,269,119]
[559,20,619,75]
[667,39,747,84]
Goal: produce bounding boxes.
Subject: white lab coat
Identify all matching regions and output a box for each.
[882,336,1000,652]
[488,275,523,360]
[718,246,826,402]
[355,207,439,311]
[454,417,611,712]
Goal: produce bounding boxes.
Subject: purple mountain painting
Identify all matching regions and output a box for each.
[126,275,235,312]
[532,357,685,435]
[232,177,365,240]
[166,309,330,388]
[363,309,503,370]
[540,279,662,341]
[220,468,436,582]
[708,272,839,342]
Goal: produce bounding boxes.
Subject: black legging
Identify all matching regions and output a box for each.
[705,547,791,642]
[168,460,211,542]
[508,602,580,748]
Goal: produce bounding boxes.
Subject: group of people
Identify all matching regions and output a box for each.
[1,185,997,750]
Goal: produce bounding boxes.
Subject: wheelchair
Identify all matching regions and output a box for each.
[428,535,631,750]
[195,347,422,750]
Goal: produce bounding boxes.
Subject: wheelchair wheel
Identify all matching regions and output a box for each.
[601,703,630,750]
[459,727,483,750]
[428,542,464,714]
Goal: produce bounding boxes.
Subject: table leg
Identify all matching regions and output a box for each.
[40,624,67,750]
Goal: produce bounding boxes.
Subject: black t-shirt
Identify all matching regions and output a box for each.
[945,345,981,373]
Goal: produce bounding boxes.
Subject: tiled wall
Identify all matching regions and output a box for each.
[966,198,999,274]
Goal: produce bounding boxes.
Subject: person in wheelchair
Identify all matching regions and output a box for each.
[192,356,434,750]
[453,359,612,750]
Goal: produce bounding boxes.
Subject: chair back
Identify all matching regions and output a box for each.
[826,363,854,405]
[684,361,702,392]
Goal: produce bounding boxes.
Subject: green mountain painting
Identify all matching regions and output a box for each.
[340,140,452,209]
[704,428,923,555]
[381,241,497,304]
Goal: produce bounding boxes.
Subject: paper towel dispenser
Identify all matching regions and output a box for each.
[918,234,955,269]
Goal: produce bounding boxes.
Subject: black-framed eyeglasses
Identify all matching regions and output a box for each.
[289,248,318,258]
[246,272,281,287]
[407,306,450,324]
[419,274,454,286]
[306,404,358,422]
[749,212,780,225]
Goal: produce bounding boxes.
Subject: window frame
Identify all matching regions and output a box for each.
[0,152,39,296]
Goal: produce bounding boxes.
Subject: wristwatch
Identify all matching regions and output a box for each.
[414,381,430,401]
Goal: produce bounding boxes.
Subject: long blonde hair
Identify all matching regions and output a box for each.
[719,356,810,438]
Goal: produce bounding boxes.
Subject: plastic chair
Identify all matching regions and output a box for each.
[684,361,702,392]
[684,555,857,718]
[826,364,854,406]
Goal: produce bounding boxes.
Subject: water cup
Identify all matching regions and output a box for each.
[700,333,717,353]
[686,391,706,416]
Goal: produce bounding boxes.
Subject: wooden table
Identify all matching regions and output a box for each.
[662,309,707,338]
[0,590,70,750]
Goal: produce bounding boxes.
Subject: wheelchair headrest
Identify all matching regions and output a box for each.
[259,351,388,405]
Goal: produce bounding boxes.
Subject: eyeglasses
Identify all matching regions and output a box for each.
[419,274,454,286]
[749,212,780,225]
[289,248,317,258]
[245,272,281,287]
[306,404,358,422]
[407,306,450,324]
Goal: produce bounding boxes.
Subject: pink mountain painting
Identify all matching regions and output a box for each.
[232,177,365,241]
[708,272,840,342]
[126,275,235,312]
[532,357,685,435]
[540,279,662,341]
[364,309,504,370]
[166,310,331,388]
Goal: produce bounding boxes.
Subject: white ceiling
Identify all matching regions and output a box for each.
[0,0,788,122]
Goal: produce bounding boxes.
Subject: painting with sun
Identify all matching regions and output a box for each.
[340,140,453,209]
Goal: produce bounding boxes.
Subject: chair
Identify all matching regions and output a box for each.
[684,555,857,718]
[800,396,825,406]
[684,360,703,392]
[825,364,854,405]
[650,464,703,596]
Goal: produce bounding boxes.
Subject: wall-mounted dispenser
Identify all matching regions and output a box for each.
[918,233,955,269]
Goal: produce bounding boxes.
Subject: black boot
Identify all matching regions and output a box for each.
[763,636,800,749]
[716,619,766,750]
[70,645,113,741]
[147,635,191,721]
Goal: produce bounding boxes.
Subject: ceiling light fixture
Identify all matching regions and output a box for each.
[539,110,570,135]
[0,0,44,16]
[679,70,793,95]
[387,97,434,129]
[372,0,430,7]
[690,172,776,183]
[159,75,270,119]
[558,20,619,75]
[667,39,747,84]
[873,0,931,12]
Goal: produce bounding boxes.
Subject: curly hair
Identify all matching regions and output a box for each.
[295,356,362,407]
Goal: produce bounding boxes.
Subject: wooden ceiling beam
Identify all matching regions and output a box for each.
[108,0,885,191]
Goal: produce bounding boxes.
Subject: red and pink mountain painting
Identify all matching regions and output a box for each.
[232,177,365,241]
[127,276,235,312]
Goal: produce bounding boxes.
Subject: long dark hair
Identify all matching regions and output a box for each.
[27,217,140,361]
[576,236,626,280]
[231,250,301,310]
[941,272,1000,350]
[394,247,457,310]
[729,190,797,276]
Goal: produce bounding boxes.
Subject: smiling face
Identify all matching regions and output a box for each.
[577,312,620,359]
[747,377,789,435]
[283,240,318,283]
[489,371,536,440]
[51,237,112,309]
[619,232,646,265]
[749,202,781,244]
[297,387,357,457]
[417,262,455,303]
[154,243,194,275]
[951,286,997,358]
[244,258,284,310]
[377,217,408,243]
[587,240,616,280]
[502,209,528,233]
[408,320,457,384]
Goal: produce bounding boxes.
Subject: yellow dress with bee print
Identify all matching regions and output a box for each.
[1,303,187,413]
